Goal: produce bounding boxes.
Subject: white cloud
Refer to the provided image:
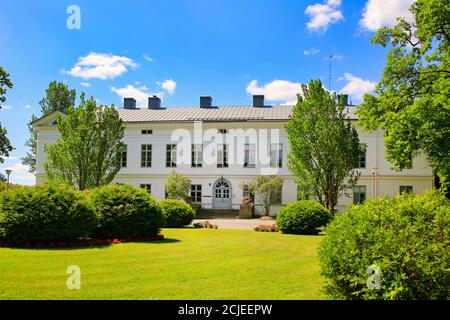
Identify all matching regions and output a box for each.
[64,52,138,80]
[305,0,344,32]
[246,80,304,105]
[81,82,91,87]
[143,54,153,62]
[159,79,177,95]
[111,84,164,107]
[339,73,376,101]
[1,105,12,110]
[359,0,414,32]
[303,47,321,56]
[2,162,35,185]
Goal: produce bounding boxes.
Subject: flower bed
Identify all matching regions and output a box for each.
[0,234,165,249]
[192,221,218,229]
[254,224,278,232]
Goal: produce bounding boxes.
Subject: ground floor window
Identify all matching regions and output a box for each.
[399,185,413,194]
[191,184,202,203]
[353,185,366,204]
[243,187,255,203]
[140,184,151,194]
[271,188,282,204]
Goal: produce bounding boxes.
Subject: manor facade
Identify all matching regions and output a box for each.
[33,95,434,214]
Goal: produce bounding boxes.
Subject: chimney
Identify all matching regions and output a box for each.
[253,95,264,108]
[200,96,212,109]
[338,94,349,106]
[148,95,161,109]
[123,98,136,109]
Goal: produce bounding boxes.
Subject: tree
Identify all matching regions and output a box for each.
[165,170,191,200]
[44,94,125,190]
[240,175,284,216]
[286,79,362,213]
[0,66,14,163]
[22,81,76,173]
[357,0,450,188]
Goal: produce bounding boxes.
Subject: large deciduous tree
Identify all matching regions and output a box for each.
[357,0,450,187]
[22,81,76,173]
[0,66,14,163]
[44,94,125,190]
[286,79,362,213]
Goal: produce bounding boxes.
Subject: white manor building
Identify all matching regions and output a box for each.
[33,95,435,214]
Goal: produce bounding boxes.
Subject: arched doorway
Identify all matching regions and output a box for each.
[213,179,232,209]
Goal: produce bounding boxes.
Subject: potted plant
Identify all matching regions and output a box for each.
[239,197,254,219]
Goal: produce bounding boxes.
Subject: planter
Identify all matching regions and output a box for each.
[239,204,254,219]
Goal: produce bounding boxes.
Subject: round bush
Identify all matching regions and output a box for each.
[0,184,96,245]
[90,184,164,239]
[276,200,332,235]
[160,199,196,228]
[319,191,450,300]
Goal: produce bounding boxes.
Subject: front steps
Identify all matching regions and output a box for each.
[196,208,240,219]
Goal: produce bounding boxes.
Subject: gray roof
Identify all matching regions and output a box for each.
[117,105,358,122]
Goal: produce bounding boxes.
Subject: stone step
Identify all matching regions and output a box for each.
[197,208,240,219]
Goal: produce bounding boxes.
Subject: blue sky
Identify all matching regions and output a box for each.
[0,0,414,184]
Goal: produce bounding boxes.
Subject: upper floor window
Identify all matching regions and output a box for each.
[191,184,202,203]
[405,153,413,169]
[166,144,177,168]
[270,143,283,168]
[358,143,367,168]
[141,129,153,135]
[140,184,152,194]
[141,144,152,167]
[121,144,127,168]
[191,144,203,167]
[218,129,228,134]
[244,143,256,168]
[217,144,229,168]
[399,185,413,194]
[353,185,366,204]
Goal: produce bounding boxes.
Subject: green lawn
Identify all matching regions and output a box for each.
[0,228,324,299]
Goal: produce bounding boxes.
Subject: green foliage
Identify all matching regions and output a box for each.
[286,79,362,213]
[0,184,96,245]
[165,170,191,200]
[0,66,14,163]
[240,175,284,216]
[22,81,76,173]
[90,184,164,239]
[276,200,331,235]
[319,190,450,300]
[160,199,196,228]
[357,0,450,187]
[44,94,125,190]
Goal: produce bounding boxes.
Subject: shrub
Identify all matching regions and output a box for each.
[90,184,164,239]
[0,184,96,245]
[254,224,278,232]
[319,190,450,300]
[160,199,196,228]
[276,200,332,235]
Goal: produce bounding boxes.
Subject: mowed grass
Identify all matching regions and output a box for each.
[0,229,324,300]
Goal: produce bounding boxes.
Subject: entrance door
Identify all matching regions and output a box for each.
[213,179,232,209]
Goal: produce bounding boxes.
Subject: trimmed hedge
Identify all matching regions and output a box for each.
[0,184,96,245]
[319,190,450,300]
[276,200,332,235]
[90,184,164,239]
[160,199,196,228]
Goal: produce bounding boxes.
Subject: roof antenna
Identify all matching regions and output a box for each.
[328,54,333,91]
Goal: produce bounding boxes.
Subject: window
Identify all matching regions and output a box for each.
[191,144,203,167]
[218,129,228,134]
[271,188,282,204]
[121,144,127,167]
[217,144,228,168]
[400,186,413,194]
[243,187,255,203]
[244,143,256,168]
[140,184,151,194]
[358,143,367,168]
[270,144,283,168]
[141,144,152,167]
[353,186,366,204]
[405,154,413,169]
[166,144,177,168]
[191,185,202,203]
[141,129,153,135]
